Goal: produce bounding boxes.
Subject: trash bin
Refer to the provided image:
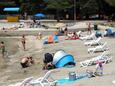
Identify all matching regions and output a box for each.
[69,72,76,81]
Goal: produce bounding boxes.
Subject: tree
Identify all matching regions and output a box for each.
[45,0,73,21]
[79,0,99,19]
[104,0,115,6]
[12,0,45,14]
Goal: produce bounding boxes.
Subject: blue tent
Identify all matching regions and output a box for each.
[52,50,76,68]
[35,13,46,17]
[4,7,20,11]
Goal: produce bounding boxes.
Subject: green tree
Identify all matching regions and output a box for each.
[79,0,99,18]
[105,0,115,6]
[46,0,73,21]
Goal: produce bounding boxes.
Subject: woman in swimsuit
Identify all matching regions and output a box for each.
[21,35,26,50]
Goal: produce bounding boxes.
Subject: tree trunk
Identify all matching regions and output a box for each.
[56,9,60,22]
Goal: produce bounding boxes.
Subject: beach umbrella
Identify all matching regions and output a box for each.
[35,13,46,17]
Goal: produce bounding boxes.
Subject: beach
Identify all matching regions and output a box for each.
[0,21,115,86]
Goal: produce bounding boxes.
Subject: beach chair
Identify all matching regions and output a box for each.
[80,33,96,41]
[8,77,33,86]
[76,31,82,37]
[48,35,54,44]
[84,37,102,46]
[80,60,92,67]
[80,51,111,67]
[88,42,108,53]
[30,70,56,86]
[54,35,59,43]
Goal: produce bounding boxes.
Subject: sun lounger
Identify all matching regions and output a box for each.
[84,37,102,46]
[30,70,56,86]
[76,31,82,37]
[88,42,108,53]
[8,77,33,86]
[54,35,59,43]
[80,33,96,41]
[80,51,112,67]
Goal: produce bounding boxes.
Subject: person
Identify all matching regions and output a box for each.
[72,31,79,39]
[20,56,34,68]
[43,53,54,70]
[37,32,42,40]
[0,41,5,58]
[95,60,104,76]
[87,22,92,35]
[28,56,34,65]
[21,35,26,51]
[64,26,68,36]
[20,57,30,69]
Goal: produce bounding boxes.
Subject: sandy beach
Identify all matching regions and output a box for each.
[0,21,115,86]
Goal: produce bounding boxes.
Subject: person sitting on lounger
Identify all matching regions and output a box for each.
[66,31,79,40]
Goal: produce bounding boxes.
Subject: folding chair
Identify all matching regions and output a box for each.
[54,35,59,43]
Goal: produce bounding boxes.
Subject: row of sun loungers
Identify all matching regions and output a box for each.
[80,51,112,67]
[79,32,112,67]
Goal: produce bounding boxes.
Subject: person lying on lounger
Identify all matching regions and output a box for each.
[66,31,79,40]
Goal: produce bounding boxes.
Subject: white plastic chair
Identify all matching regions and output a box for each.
[8,77,33,86]
[84,37,102,46]
[30,70,56,86]
[76,31,82,37]
[88,42,108,53]
[80,33,96,41]
[80,51,111,67]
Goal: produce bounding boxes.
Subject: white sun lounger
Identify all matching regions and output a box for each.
[84,37,102,46]
[30,70,56,86]
[80,33,96,41]
[88,42,108,53]
[80,51,112,67]
[76,31,82,37]
[8,77,33,86]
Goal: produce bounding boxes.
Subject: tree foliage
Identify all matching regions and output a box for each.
[79,0,99,16]
[105,0,115,6]
[46,0,73,10]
